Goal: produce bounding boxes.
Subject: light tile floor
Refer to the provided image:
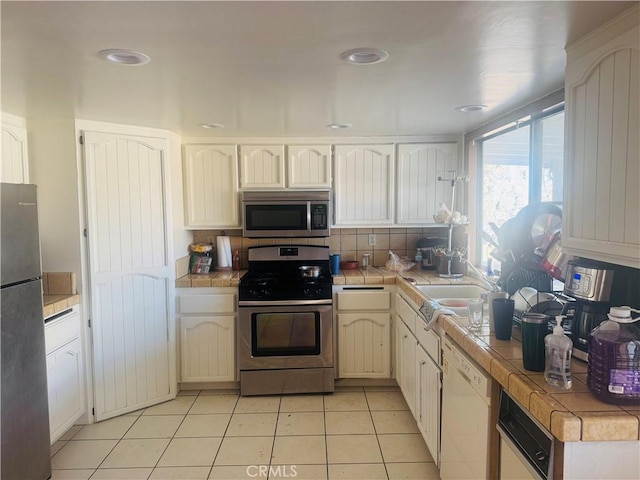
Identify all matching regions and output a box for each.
[51,386,440,480]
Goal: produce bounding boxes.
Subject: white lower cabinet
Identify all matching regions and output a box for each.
[397,319,417,415]
[335,288,392,378]
[177,288,237,383]
[338,312,391,378]
[416,344,441,466]
[45,306,84,444]
[395,291,442,466]
[180,316,235,382]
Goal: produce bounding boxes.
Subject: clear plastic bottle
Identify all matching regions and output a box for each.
[544,324,573,389]
[588,306,640,404]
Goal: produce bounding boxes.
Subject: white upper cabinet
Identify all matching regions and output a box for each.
[288,145,331,189]
[334,144,394,226]
[563,6,639,268]
[239,145,285,189]
[1,113,29,184]
[183,144,240,229]
[396,143,458,225]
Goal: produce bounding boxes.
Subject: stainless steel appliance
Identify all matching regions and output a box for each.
[1,183,52,480]
[242,190,331,238]
[238,245,334,395]
[497,390,553,480]
[563,259,615,362]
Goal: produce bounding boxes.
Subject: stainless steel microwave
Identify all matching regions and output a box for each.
[242,191,331,238]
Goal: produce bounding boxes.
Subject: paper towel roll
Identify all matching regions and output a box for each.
[216,236,233,268]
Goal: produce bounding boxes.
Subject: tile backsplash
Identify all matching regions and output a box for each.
[190,227,466,269]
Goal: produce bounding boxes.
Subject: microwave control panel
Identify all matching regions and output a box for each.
[311,203,328,230]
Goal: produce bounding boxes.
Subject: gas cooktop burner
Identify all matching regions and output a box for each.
[239,245,333,302]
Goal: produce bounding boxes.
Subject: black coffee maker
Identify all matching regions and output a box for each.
[563,259,616,361]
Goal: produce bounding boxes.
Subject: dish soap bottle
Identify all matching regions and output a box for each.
[544,320,573,390]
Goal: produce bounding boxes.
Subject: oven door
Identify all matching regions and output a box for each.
[238,302,333,370]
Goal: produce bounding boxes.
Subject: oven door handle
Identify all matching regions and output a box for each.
[239,299,333,307]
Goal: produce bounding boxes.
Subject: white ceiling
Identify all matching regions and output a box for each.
[1,1,636,138]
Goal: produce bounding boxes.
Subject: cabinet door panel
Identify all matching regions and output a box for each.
[338,313,390,378]
[240,145,285,189]
[1,114,29,184]
[288,145,331,188]
[180,294,236,314]
[334,145,393,225]
[399,320,416,415]
[397,143,458,225]
[337,291,391,311]
[180,316,235,382]
[48,338,84,443]
[45,309,81,354]
[564,17,639,267]
[417,345,441,466]
[183,145,239,228]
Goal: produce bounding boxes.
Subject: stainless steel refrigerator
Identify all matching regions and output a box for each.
[1,183,52,480]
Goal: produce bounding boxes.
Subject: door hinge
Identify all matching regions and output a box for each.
[92,407,95,416]
[83,228,88,238]
[88,318,91,328]
[79,135,84,145]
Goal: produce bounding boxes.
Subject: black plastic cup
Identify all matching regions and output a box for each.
[521,313,548,372]
[493,298,515,340]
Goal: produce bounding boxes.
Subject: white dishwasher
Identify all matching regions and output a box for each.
[440,334,492,480]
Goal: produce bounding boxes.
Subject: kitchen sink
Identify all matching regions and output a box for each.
[416,284,488,315]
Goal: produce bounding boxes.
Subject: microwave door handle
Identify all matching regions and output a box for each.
[307,201,312,233]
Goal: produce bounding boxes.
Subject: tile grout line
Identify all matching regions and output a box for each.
[267,395,283,477]
[364,389,391,480]
[208,390,239,476]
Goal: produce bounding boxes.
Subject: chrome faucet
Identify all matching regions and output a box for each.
[462,258,501,292]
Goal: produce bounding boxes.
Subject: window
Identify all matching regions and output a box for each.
[477,106,564,269]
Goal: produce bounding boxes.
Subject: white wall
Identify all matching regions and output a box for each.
[28,118,83,279]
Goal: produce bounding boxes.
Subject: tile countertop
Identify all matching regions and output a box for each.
[176,270,245,288]
[175,266,639,442]
[42,272,80,319]
[397,277,640,444]
[43,293,81,319]
[174,266,480,287]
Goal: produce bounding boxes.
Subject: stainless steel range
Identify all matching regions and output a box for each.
[238,245,334,396]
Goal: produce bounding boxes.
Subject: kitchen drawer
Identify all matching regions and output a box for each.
[179,294,236,314]
[395,294,417,335]
[337,291,391,311]
[45,306,80,355]
[416,322,441,365]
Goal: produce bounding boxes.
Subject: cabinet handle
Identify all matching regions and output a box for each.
[403,335,408,339]
[421,361,426,365]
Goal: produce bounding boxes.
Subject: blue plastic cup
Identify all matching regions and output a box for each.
[330,254,341,275]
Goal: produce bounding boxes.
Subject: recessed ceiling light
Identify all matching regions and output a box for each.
[327,123,353,129]
[98,49,151,66]
[454,104,487,113]
[198,123,225,129]
[340,48,389,65]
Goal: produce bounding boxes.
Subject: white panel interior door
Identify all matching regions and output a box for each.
[83,131,175,421]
